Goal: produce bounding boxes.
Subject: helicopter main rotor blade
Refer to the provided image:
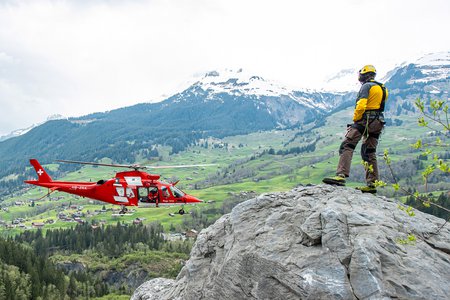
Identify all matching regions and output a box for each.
[56,159,216,170]
[56,159,142,169]
[143,163,217,169]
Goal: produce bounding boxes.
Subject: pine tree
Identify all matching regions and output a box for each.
[67,273,77,300]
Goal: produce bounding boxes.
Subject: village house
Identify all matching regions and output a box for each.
[164,233,186,241]
[185,229,199,238]
[58,212,66,219]
[32,222,45,228]
[74,217,85,224]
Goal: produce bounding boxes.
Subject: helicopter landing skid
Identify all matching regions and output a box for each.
[118,205,129,215]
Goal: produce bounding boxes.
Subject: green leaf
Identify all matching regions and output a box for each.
[417,117,428,128]
[383,149,391,164]
[406,206,415,217]
[373,180,386,188]
[411,139,423,149]
[422,149,432,156]
[392,183,400,191]
[422,165,436,180]
[407,234,417,242]
[415,98,425,112]
[437,160,450,173]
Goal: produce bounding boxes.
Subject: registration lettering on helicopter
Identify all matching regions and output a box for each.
[70,186,88,190]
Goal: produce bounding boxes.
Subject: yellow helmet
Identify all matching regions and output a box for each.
[359,65,376,75]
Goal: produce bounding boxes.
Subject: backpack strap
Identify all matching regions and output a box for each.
[371,81,387,112]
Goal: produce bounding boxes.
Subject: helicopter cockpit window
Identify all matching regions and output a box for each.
[116,187,125,197]
[161,187,170,198]
[126,187,134,198]
[170,186,185,198]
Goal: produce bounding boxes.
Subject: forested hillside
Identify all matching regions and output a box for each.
[0,222,191,299]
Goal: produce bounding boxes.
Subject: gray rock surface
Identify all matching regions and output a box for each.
[132,185,450,300]
[132,278,176,300]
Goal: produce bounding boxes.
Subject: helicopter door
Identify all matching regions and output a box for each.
[138,187,159,203]
[148,186,159,203]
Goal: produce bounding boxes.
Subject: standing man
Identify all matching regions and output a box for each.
[323,65,388,193]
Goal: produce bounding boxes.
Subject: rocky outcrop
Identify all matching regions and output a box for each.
[132,185,450,300]
[55,260,152,291]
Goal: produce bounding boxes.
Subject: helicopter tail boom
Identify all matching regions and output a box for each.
[29,159,53,183]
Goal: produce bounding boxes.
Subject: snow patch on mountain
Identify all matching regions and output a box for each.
[408,51,450,84]
[415,51,450,67]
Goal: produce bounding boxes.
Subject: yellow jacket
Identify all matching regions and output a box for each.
[353,80,388,122]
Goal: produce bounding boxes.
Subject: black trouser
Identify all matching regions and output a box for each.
[337,118,384,184]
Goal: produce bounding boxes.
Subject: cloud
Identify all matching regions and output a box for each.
[0,0,449,135]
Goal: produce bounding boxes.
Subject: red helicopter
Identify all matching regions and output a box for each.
[25,159,213,214]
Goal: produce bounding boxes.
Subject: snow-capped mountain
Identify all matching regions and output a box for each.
[416,51,450,66]
[374,51,450,116]
[169,68,354,127]
[0,125,36,142]
[405,51,450,84]
[193,69,316,98]
[0,114,66,142]
[320,51,450,95]
[386,51,450,95]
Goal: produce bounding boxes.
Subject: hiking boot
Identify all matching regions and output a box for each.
[322,175,346,186]
[355,185,377,194]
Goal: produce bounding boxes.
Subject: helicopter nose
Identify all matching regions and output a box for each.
[186,195,203,203]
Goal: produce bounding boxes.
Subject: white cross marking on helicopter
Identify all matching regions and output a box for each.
[37,169,44,176]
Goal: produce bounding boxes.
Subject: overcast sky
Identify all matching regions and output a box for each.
[0,0,449,136]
